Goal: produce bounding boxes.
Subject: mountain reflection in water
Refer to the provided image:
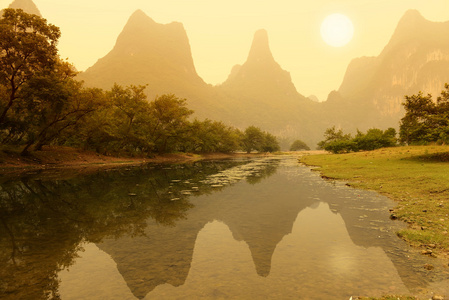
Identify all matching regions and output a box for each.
[1,157,448,299]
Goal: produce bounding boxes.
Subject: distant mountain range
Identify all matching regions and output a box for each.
[78,10,322,146]
[334,9,449,130]
[6,0,449,148]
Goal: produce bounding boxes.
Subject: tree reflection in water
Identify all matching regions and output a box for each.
[1,157,448,299]
[0,158,265,299]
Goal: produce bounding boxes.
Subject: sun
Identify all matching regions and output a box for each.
[320,13,354,47]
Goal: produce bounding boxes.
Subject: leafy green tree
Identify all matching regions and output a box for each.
[242,126,266,153]
[0,9,60,126]
[149,94,193,153]
[19,61,102,154]
[61,91,113,154]
[318,126,396,154]
[324,139,357,154]
[107,84,154,155]
[183,119,241,153]
[262,132,280,152]
[317,126,354,153]
[399,85,449,144]
[399,92,436,144]
[289,139,310,151]
[62,84,153,156]
[436,84,449,143]
[242,126,280,153]
[353,128,397,151]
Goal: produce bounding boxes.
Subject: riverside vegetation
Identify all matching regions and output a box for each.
[300,146,449,300]
[308,83,449,256]
[305,85,449,300]
[0,9,280,158]
[300,146,449,256]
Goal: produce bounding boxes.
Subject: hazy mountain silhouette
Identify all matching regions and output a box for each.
[3,0,41,16]
[7,2,449,147]
[96,159,318,298]
[220,29,300,99]
[97,217,210,299]
[332,9,449,130]
[216,29,321,144]
[78,10,243,121]
[215,171,315,277]
[77,10,322,146]
[78,10,207,97]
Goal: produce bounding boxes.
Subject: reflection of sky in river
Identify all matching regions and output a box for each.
[57,157,449,299]
[59,203,409,299]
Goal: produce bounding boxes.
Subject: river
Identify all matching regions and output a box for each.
[0,156,448,299]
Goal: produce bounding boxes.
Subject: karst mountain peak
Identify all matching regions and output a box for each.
[79,8,206,100]
[247,29,276,64]
[4,0,449,148]
[221,28,300,98]
[4,0,41,16]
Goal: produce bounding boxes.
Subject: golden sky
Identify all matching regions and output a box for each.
[1,0,448,100]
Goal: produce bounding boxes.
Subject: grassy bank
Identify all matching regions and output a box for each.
[300,145,449,258]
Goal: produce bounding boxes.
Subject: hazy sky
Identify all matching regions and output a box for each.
[1,0,448,100]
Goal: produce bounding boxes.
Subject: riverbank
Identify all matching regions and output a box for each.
[0,146,266,176]
[299,145,449,261]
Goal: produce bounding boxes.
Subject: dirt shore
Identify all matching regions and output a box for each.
[0,146,269,176]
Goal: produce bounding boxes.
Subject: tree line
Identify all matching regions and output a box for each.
[318,84,449,153]
[317,127,397,154]
[0,9,280,156]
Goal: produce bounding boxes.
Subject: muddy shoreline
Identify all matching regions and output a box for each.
[0,146,280,177]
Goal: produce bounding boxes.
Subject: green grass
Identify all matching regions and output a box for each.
[300,145,449,254]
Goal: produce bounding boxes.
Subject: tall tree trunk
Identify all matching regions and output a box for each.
[0,92,16,125]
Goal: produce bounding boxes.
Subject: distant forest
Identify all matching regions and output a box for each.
[0,9,287,156]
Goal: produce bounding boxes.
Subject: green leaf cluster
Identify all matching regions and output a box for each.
[241,126,280,153]
[289,139,310,151]
[399,84,449,145]
[318,126,397,154]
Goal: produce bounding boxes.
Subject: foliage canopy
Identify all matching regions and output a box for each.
[289,139,310,151]
[318,126,397,154]
[399,84,449,145]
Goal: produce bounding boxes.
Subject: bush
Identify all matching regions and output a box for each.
[290,139,310,151]
[318,127,397,154]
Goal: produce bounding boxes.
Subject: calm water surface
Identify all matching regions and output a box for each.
[1,156,448,299]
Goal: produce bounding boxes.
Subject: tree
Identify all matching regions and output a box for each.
[436,84,449,144]
[400,85,449,144]
[0,9,60,127]
[19,61,103,154]
[262,132,280,152]
[182,119,242,153]
[317,126,354,153]
[289,139,310,151]
[242,126,266,153]
[318,126,396,154]
[399,92,436,144]
[353,128,397,151]
[242,126,280,153]
[108,84,154,155]
[149,94,193,153]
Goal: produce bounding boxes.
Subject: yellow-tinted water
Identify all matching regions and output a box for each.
[1,157,448,299]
